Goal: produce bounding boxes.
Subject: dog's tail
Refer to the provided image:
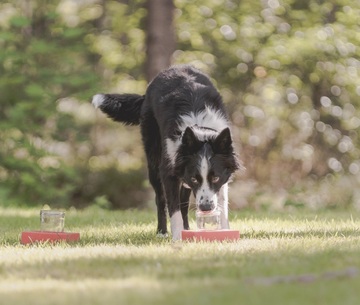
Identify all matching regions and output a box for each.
[92,93,145,125]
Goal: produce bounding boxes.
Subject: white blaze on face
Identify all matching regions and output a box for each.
[196,156,218,209]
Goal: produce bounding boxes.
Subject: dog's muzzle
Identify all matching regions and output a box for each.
[198,195,217,212]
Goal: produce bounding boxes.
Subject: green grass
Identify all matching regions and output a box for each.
[1,207,360,305]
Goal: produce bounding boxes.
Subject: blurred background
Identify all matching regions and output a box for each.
[1,0,360,211]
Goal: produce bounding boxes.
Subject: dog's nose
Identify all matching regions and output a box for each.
[199,201,215,212]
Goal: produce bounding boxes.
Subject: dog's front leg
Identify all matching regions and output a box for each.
[162,175,184,241]
[218,183,230,229]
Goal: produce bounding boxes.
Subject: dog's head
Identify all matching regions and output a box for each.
[175,126,239,212]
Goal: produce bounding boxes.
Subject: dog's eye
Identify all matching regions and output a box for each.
[211,176,220,183]
[190,177,198,184]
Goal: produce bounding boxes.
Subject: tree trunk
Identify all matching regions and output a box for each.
[145,0,176,82]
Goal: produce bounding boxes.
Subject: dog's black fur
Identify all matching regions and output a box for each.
[92,65,239,240]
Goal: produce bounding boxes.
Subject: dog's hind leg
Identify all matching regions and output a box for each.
[218,183,230,229]
[148,168,167,236]
[180,186,191,230]
[141,112,167,236]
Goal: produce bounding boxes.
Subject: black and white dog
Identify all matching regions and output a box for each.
[92,65,239,240]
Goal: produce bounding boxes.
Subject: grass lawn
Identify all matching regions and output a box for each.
[1,206,360,305]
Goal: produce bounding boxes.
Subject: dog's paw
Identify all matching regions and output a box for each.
[92,94,105,108]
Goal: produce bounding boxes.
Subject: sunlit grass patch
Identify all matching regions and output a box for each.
[0,278,164,305]
[1,208,360,305]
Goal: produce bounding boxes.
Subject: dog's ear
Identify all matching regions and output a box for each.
[182,127,198,147]
[212,128,233,154]
[181,127,202,154]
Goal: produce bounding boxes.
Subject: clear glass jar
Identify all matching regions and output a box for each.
[40,210,65,232]
[196,210,221,230]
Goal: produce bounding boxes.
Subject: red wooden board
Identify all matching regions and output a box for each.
[181,229,240,242]
[21,231,80,244]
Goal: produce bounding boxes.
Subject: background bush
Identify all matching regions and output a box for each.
[0,0,359,210]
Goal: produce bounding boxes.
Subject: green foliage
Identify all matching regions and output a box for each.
[1,0,360,209]
[175,0,360,206]
[73,167,149,209]
[0,1,101,206]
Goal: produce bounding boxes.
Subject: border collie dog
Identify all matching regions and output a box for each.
[92,65,239,240]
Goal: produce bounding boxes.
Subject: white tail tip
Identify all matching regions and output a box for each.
[92,94,105,108]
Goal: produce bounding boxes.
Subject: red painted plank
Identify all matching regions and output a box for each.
[181,230,240,242]
[21,231,80,244]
